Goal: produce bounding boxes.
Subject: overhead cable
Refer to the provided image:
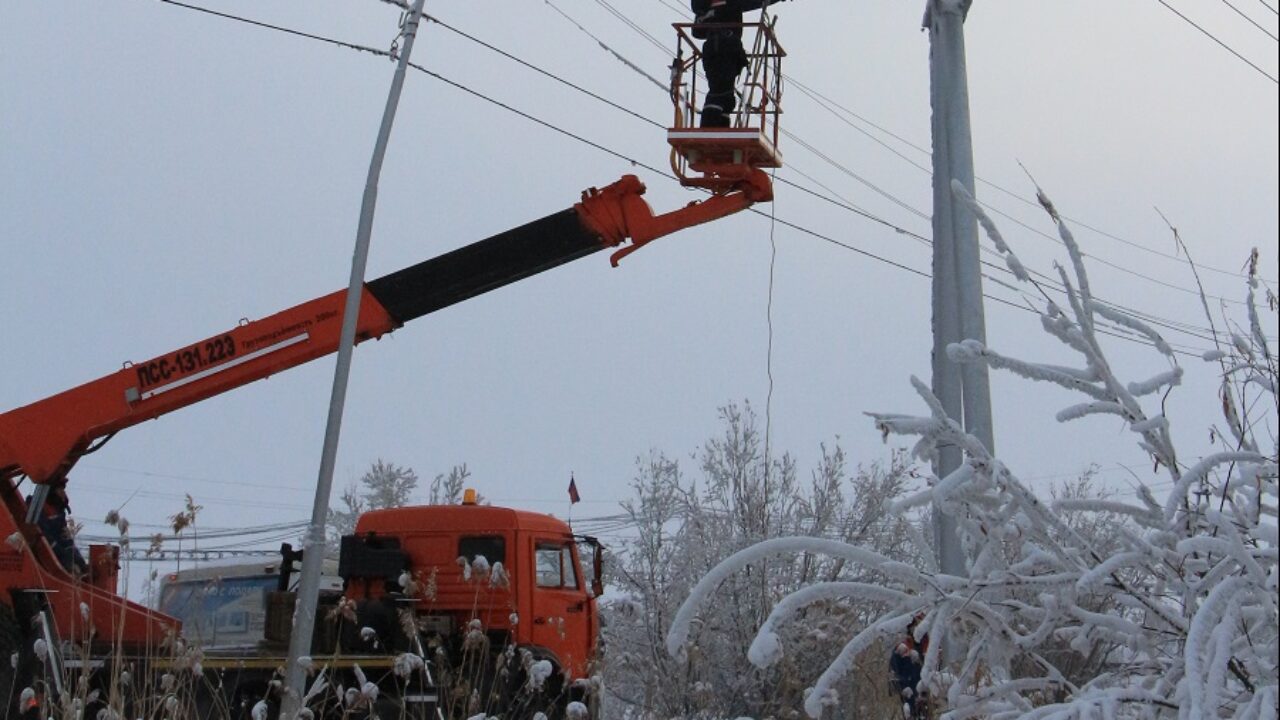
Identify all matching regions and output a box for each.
[144,0,1220,358]
[1155,0,1279,82]
[446,6,1262,336]
[1219,0,1280,40]
[538,1,669,91]
[640,0,1277,284]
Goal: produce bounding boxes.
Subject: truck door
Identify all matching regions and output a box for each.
[528,539,591,678]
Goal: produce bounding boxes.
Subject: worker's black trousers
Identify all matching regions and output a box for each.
[700,30,748,128]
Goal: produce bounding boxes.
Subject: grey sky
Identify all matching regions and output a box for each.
[2,1,1276,582]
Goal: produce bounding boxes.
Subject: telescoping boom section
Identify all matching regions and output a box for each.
[0,171,772,650]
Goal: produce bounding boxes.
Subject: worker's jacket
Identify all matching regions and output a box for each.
[691,0,780,31]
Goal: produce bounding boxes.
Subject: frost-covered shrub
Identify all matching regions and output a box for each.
[667,184,1278,719]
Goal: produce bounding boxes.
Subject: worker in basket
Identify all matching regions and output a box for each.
[691,0,786,128]
[30,481,87,575]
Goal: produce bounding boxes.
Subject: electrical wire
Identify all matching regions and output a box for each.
[538,1,669,92]
[772,150,1245,350]
[786,116,1262,329]
[1219,0,1280,40]
[637,0,1277,286]
[1155,0,1279,82]
[560,1,1275,329]
[425,14,665,124]
[82,463,312,492]
[81,520,309,545]
[71,483,307,511]
[800,80,1278,286]
[61,3,1238,535]
[589,0,672,54]
[146,5,1202,362]
[763,169,778,501]
[144,0,1228,362]
[867,44,1265,298]
[435,7,1258,345]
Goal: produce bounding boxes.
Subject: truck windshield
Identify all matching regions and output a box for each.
[158,574,275,647]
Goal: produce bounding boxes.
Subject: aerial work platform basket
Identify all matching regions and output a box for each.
[668,17,785,193]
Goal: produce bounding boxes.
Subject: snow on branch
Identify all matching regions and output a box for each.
[748,581,915,669]
[665,536,923,660]
[947,339,1112,401]
[1087,299,1175,357]
[1126,367,1183,397]
[1163,450,1266,522]
[952,179,1031,283]
[1052,497,1162,526]
[1055,401,1127,423]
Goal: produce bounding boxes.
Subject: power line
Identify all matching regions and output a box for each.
[539,1,668,92]
[71,483,307,512]
[639,0,1277,286]
[81,520,309,545]
[425,15,664,126]
[776,126,1256,339]
[1219,0,1279,41]
[771,137,1246,348]
[1155,0,1279,83]
[788,64,1278,289]
[141,0,1223,361]
[572,2,1275,322]
[82,463,311,492]
[156,0,389,58]
[445,7,1255,344]
[590,0,671,54]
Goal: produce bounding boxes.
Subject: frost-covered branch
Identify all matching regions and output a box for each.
[663,186,1277,720]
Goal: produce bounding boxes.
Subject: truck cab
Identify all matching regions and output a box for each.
[342,498,602,699]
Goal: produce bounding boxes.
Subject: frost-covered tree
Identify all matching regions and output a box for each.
[603,402,920,718]
[358,458,419,509]
[327,459,419,542]
[429,463,471,505]
[666,184,1278,719]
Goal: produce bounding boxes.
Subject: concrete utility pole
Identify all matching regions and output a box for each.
[925,0,993,579]
[282,1,428,716]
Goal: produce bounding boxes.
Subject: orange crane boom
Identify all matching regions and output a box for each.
[0,170,770,651]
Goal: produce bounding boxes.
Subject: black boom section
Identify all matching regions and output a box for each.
[367,208,604,324]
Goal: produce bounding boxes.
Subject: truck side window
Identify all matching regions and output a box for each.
[536,544,567,588]
[561,545,579,589]
[459,536,505,566]
[535,544,580,589]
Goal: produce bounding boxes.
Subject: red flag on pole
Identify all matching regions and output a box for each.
[568,474,581,504]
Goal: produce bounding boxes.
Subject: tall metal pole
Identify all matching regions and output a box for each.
[926,0,993,581]
[281,1,427,716]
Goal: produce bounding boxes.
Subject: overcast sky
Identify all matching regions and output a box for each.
[3,1,1276,592]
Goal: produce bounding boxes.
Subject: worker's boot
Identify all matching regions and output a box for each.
[700,108,731,128]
